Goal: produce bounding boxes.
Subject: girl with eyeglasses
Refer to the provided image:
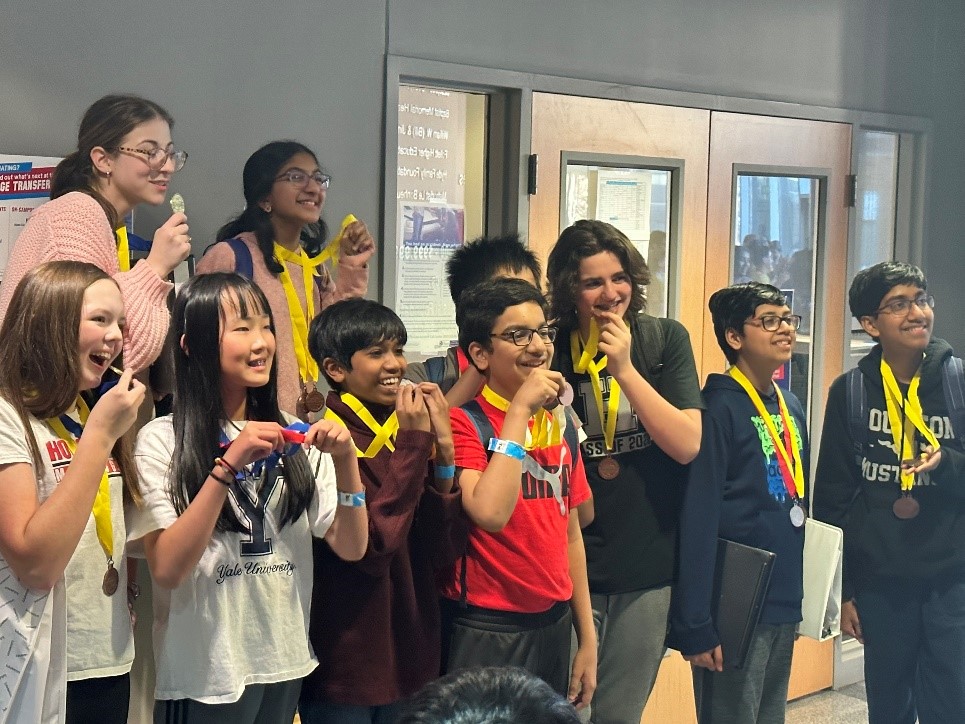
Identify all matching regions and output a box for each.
[197,141,376,420]
[0,94,192,377]
[546,220,705,724]
[0,261,145,724]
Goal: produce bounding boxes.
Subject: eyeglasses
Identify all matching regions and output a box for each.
[874,294,935,317]
[117,146,188,171]
[745,314,803,332]
[490,326,558,346]
[275,170,331,189]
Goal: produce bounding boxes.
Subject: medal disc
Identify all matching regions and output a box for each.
[789,504,806,528]
[893,494,920,520]
[559,382,575,407]
[597,456,620,480]
[305,389,325,413]
[102,564,119,596]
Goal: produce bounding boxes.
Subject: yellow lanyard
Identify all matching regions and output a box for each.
[316,214,357,268]
[324,392,399,458]
[46,397,114,562]
[273,242,324,384]
[115,226,130,272]
[480,385,562,450]
[880,358,941,491]
[570,320,621,454]
[728,367,805,499]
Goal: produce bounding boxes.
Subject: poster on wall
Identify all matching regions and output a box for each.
[0,154,62,281]
[395,86,470,359]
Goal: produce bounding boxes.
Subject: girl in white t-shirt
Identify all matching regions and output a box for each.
[128,272,367,723]
[0,260,145,724]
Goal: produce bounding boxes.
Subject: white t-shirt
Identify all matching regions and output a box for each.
[128,415,338,704]
[0,396,132,722]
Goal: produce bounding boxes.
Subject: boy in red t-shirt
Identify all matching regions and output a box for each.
[441,278,596,711]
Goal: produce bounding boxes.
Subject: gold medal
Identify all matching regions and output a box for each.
[102,561,119,596]
[597,456,621,480]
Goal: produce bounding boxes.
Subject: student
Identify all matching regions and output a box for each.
[0,261,145,724]
[405,233,541,405]
[0,94,190,376]
[546,220,702,724]
[441,278,596,709]
[298,297,466,723]
[128,273,368,723]
[197,141,375,418]
[396,666,581,724]
[668,282,808,724]
[813,261,965,724]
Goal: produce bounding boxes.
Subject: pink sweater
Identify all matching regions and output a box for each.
[195,232,368,416]
[0,192,173,373]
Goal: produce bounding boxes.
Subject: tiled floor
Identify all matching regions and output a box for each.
[787,681,869,723]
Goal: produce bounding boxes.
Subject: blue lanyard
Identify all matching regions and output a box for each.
[218,421,310,480]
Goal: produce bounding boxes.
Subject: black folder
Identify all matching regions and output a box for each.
[712,538,776,670]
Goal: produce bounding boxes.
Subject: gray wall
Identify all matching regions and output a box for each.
[2,0,962,346]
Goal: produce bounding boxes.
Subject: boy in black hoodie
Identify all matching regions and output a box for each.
[813,262,965,724]
[669,283,808,724]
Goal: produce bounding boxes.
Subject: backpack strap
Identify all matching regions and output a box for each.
[845,367,868,467]
[630,314,666,390]
[423,355,449,387]
[941,356,965,447]
[223,237,254,279]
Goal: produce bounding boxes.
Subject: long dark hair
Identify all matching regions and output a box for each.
[0,261,139,502]
[216,141,330,275]
[169,272,315,532]
[51,94,174,230]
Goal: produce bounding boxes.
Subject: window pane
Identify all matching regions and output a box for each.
[733,174,819,416]
[564,164,672,317]
[395,85,487,359]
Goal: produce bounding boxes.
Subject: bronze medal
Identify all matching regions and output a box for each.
[893,493,920,520]
[305,389,325,413]
[597,455,620,480]
[102,562,119,596]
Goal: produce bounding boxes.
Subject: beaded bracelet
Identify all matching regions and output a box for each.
[214,456,241,478]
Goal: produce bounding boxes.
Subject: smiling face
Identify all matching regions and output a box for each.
[859,283,933,355]
[262,151,326,229]
[77,279,125,391]
[725,303,796,374]
[470,301,553,400]
[325,338,407,407]
[102,117,176,209]
[575,251,633,335]
[218,292,275,402]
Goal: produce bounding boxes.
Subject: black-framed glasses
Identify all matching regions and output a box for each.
[745,314,803,332]
[874,294,935,317]
[490,326,558,346]
[274,170,331,189]
[117,146,188,171]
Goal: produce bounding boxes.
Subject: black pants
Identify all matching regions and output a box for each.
[66,673,130,724]
[441,597,572,695]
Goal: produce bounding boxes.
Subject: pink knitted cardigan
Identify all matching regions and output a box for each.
[0,192,173,373]
[195,232,368,417]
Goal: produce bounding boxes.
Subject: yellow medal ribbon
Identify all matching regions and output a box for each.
[46,397,114,564]
[115,226,130,272]
[324,392,399,458]
[880,358,941,492]
[480,385,562,450]
[728,367,805,499]
[274,242,325,386]
[570,320,621,454]
[315,213,357,268]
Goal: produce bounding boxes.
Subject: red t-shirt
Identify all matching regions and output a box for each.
[442,397,591,613]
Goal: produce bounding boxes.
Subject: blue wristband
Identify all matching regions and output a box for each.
[337,490,366,507]
[434,464,456,479]
[488,438,526,461]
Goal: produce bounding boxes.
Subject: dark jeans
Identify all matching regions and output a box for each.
[154,679,302,724]
[858,575,965,724]
[66,673,130,724]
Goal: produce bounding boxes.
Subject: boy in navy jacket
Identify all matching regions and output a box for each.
[668,282,808,724]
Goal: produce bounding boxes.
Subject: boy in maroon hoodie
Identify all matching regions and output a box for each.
[298,298,466,724]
